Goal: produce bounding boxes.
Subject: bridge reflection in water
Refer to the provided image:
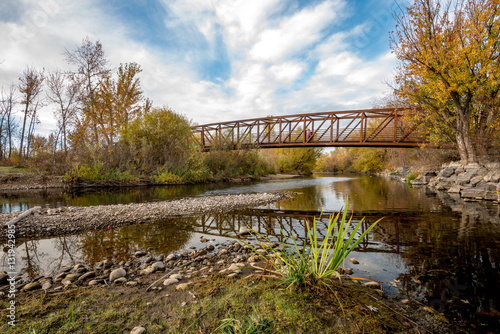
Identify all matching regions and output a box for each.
[193,208,403,254]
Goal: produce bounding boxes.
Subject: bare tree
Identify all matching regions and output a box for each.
[18,66,44,166]
[0,86,17,160]
[0,87,13,160]
[46,70,79,153]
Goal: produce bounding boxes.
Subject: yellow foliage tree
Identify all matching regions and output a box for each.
[391,0,500,163]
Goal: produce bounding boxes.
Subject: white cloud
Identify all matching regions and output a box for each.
[250,1,342,61]
[0,0,399,138]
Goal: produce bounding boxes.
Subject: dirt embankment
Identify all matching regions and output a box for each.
[0,171,64,191]
[1,192,292,240]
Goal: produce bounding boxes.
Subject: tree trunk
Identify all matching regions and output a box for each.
[19,105,29,166]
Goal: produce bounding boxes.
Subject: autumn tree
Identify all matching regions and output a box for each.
[96,62,149,145]
[64,37,110,151]
[46,70,79,153]
[391,0,500,164]
[18,66,44,166]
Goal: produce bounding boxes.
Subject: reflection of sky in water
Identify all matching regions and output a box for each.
[1,174,499,331]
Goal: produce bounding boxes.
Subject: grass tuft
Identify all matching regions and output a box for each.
[246,197,382,289]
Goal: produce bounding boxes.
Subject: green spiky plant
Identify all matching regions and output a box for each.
[245,197,382,288]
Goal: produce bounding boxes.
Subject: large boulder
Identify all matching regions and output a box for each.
[438,167,455,178]
[461,187,485,199]
[483,170,500,183]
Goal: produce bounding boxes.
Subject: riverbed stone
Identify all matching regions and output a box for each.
[151,261,165,271]
[206,244,215,251]
[228,263,240,272]
[78,271,96,281]
[364,282,381,288]
[88,280,100,286]
[64,273,81,282]
[130,326,146,334]
[110,268,126,282]
[134,251,147,257]
[163,278,179,286]
[140,266,156,275]
[22,282,41,291]
[102,259,113,269]
[176,283,191,291]
[166,254,176,261]
[114,277,127,284]
[41,282,52,290]
[170,274,183,280]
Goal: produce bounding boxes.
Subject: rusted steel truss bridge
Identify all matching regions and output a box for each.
[192,108,426,151]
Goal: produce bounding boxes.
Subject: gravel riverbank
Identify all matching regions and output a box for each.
[0,192,292,240]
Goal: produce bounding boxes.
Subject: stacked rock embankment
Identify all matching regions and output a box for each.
[411,162,500,202]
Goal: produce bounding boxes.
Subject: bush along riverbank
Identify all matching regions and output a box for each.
[0,235,452,333]
[409,162,500,202]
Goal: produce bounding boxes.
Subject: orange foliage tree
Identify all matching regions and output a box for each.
[391,0,500,163]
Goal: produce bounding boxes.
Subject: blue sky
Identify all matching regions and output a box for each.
[0,0,405,135]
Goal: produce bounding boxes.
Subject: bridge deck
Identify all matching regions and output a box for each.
[192,108,426,150]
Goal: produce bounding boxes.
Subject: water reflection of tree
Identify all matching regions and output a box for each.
[274,186,326,212]
[376,212,500,328]
[19,240,46,278]
[77,218,195,265]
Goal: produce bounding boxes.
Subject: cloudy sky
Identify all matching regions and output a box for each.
[0,0,404,136]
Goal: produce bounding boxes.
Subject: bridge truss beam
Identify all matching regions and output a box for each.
[192,108,426,151]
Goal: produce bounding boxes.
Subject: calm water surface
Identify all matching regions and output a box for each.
[1,175,499,332]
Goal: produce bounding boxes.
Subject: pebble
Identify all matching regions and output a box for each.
[64,273,81,282]
[78,271,96,281]
[151,261,165,271]
[114,277,127,284]
[176,283,191,291]
[88,280,100,286]
[163,278,179,286]
[130,326,146,334]
[110,268,126,282]
[228,264,240,272]
[126,281,138,287]
[102,260,113,269]
[134,251,147,257]
[364,281,381,288]
[170,274,183,280]
[22,282,41,291]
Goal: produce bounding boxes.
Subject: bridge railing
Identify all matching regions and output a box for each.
[192,108,426,150]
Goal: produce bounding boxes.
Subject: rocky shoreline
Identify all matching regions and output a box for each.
[410,162,500,202]
[0,192,292,240]
[0,238,371,302]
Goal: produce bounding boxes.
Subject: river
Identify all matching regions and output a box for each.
[1,174,499,331]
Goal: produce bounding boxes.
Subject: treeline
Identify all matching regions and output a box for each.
[315,147,460,174]
[0,38,322,185]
